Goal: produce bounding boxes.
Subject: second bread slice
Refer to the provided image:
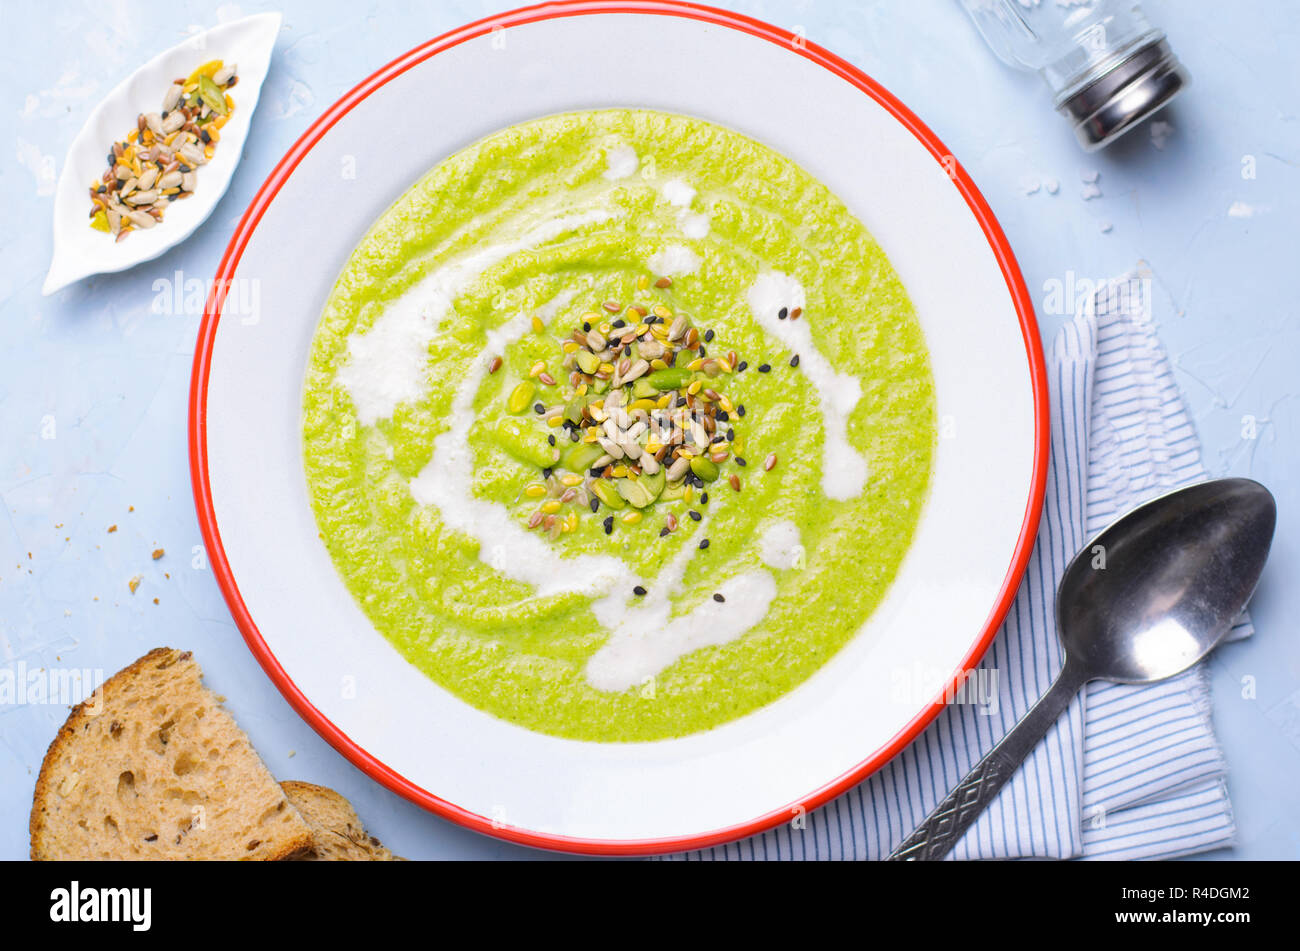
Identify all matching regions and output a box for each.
[282,780,396,861]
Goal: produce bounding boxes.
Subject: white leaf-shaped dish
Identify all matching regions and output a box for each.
[42,12,281,295]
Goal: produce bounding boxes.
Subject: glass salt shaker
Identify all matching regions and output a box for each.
[958,0,1190,150]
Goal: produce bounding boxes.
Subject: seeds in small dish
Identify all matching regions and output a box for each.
[88,60,238,240]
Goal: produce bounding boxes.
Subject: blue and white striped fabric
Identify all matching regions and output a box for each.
[668,271,1249,861]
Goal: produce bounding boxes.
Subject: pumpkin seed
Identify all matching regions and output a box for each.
[689,456,719,481]
[507,381,536,414]
[590,480,626,510]
[563,442,604,472]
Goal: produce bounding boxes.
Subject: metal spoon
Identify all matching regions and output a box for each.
[888,478,1275,861]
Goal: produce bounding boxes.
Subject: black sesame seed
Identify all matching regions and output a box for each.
[659,527,671,537]
[583,321,591,331]
[700,492,709,504]
[604,516,615,535]
[589,467,603,477]
[533,403,545,414]
[547,434,556,446]
[612,319,626,328]
[736,405,746,417]
[726,427,735,441]
[790,354,801,368]
[570,430,580,442]
[713,593,726,603]
[704,329,715,342]
[698,538,710,550]
[698,346,707,358]
[688,510,702,521]
[737,361,748,372]
[633,585,647,596]
[541,467,553,479]
[778,307,788,320]
[590,497,600,513]
[717,410,729,422]
[758,363,771,373]
[735,456,747,467]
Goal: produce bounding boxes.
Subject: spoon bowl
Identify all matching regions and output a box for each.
[1057,478,1276,684]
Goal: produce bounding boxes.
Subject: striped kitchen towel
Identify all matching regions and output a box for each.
[668,269,1250,861]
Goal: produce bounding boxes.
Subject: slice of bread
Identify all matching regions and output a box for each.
[281,780,396,861]
[30,647,314,861]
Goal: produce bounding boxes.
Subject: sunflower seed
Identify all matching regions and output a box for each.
[666,456,691,482]
[162,82,183,112]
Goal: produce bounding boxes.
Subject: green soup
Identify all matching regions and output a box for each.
[302,109,935,742]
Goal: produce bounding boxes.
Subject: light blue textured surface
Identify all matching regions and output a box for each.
[2,0,1296,861]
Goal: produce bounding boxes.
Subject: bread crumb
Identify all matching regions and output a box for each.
[153,597,160,605]
[128,575,142,594]
[107,525,117,533]
[151,548,165,560]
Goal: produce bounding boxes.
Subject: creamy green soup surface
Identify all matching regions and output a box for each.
[302,109,935,742]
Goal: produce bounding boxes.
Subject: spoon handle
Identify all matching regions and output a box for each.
[887,662,1088,861]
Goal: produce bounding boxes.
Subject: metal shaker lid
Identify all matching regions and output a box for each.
[1057,37,1190,151]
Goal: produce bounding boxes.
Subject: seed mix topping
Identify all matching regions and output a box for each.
[503,273,758,539]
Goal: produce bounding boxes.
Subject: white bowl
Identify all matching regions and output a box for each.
[43,13,280,295]
[190,2,1048,854]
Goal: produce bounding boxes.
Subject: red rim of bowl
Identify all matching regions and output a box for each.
[189,0,1050,856]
